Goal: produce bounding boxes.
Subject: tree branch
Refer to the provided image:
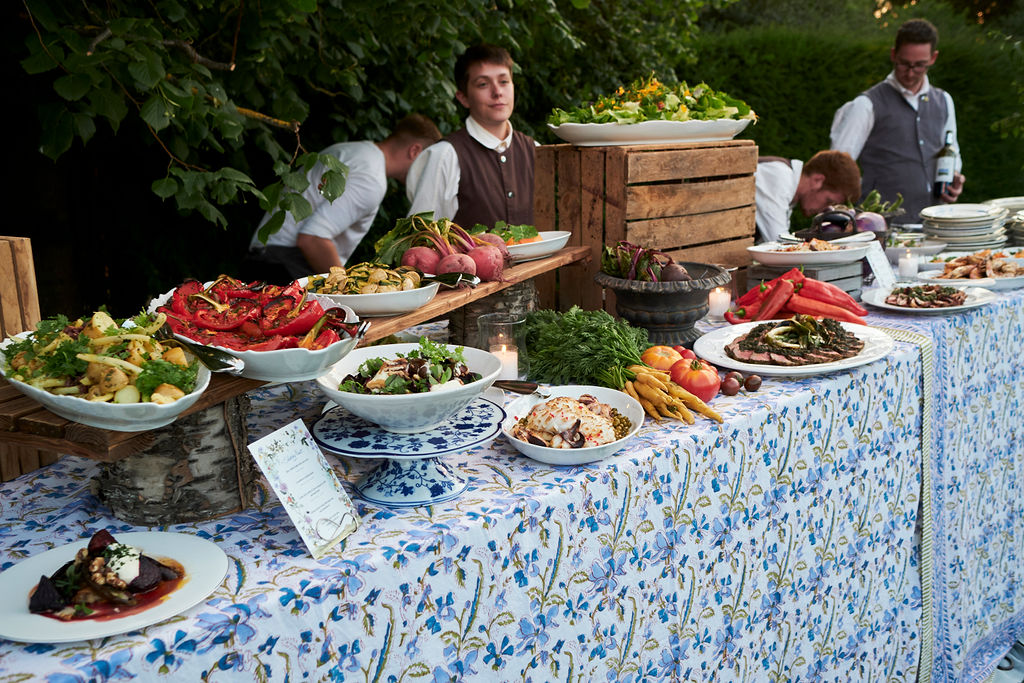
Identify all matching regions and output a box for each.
[235,106,301,133]
[161,39,236,71]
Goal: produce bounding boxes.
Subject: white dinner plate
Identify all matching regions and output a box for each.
[920,204,1008,221]
[692,321,895,377]
[915,270,998,289]
[506,231,572,262]
[0,532,228,644]
[747,242,872,266]
[861,286,997,315]
[983,196,1024,212]
[548,118,752,147]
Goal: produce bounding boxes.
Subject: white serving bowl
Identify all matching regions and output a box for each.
[301,275,440,317]
[0,334,211,432]
[501,386,644,466]
[148,286,361,382]
[506,231,572,262]
[316,343,502,433]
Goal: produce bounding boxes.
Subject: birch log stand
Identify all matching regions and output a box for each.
[0,246,591,524]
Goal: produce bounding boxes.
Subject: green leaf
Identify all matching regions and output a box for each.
[217,116,244,140]
[53,73,91,101]
[38,105,74,160]
[22,46,61,75]
[128,48,166,89]
[197,199,227,227]
[285,0,317,12]
[217,167,253,184]
[89,89,128,131]
[318,168,346,202]
[257,211,286,243]
[140,95,171,131]
[152,177,178,198]
[260,182,282,211]
[73,113,96,145]
[280,192,313,222]
[281,169,310,192]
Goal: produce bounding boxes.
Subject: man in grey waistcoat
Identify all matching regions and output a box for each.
[830,18,965,223]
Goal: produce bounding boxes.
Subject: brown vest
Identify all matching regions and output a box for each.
[447,128,535,229]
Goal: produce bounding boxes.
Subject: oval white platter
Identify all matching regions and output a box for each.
[548,118,752,147]
[861,285,997,315]
[506,231,572,262]
[748,242,872,266]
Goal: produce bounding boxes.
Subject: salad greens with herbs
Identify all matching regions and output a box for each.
[548,75,756,126]
[339,338,481,395]
[469,220,540,244]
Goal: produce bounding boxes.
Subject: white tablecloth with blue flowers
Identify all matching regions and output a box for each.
[5,287,1022,681]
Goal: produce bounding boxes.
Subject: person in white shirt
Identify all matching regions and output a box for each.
[405,44,535,229]
[755,151,862,243]
[245,114,441,281]
[830,18,964,222]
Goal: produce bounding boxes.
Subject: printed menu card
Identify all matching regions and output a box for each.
[248,419,359,559]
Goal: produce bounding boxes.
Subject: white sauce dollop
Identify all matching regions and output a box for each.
[105,543,141,584]
[429,379,465,393]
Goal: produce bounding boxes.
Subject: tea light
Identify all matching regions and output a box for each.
[898,249,918,278]
[707,287,731,318]
[492,344,519,380]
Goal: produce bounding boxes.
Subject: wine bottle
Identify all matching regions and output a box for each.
[933,130,955,198]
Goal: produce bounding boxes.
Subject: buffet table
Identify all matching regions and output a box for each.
[0,289,1021,682]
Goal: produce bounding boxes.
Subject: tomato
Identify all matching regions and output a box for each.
[669,358,721,403]
[640,345,684,371]
[672,345,697,360]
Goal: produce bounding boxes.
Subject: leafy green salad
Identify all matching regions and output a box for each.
[339,338,481,395]
[548,75,756,126]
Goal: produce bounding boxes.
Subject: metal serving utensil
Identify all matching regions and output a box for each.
[153,325,245,375]
[420,272,481,289]
[493,380,551,398]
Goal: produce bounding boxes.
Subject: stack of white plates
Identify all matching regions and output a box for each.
[920,203,1010,250]
[1008,210,1024,246]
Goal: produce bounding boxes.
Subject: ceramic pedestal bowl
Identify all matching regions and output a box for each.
[594,262,731,346]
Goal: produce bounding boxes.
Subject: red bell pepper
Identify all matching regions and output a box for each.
[786,293,866,324]
[796,278,868,317]
[753,279,796,321]
[260,288,325,337]
[208,274,265,301]
[189,293,261,331]
[724,311,747,325]
[170,280,204,316]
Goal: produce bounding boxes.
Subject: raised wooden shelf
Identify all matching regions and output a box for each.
[0,247,591,464]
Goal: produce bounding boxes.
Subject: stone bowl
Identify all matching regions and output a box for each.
[594,262,731,347]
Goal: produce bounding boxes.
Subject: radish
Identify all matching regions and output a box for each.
[401,246,441,274]
[473,233,511,262]
[436,253,476,276]
[468,244,505,281]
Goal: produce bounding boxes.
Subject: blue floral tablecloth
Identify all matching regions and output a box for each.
[0,338,925,681]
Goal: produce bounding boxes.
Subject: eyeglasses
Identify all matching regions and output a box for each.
[894,59,931,72]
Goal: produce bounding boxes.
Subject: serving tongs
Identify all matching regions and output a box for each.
[154,325,245,375]
[493,380,551,398]
[420,272,481,289]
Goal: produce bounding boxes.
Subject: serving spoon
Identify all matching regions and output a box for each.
[154,326,246,375]
[420,272,481,288]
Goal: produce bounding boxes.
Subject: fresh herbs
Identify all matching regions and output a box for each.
[524,307,648,389]
[135,360,199,401]
[470,220,539,244]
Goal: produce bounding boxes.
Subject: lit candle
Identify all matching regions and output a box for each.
[898,249,918,278]
[492,344,519,380]
[707,287,731,318]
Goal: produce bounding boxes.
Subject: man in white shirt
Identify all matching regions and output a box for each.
[405,45,534,229]
[246,114,441,280]
[830,18,964,222]
[755,151,862,243]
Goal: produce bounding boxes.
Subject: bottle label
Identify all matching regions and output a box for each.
[935,157,954,183]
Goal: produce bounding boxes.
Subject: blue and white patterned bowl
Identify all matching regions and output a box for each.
[316,343,502,433]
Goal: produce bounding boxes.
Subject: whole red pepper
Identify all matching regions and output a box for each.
[736,268,805,307]
[786,293,866,324]
[796,279,868,317]
[724,311,747,325]
[753,279,796,321]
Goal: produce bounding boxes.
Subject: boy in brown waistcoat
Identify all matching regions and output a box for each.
[405,44,535,229]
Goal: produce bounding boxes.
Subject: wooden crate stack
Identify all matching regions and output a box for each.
[533,139,757,313]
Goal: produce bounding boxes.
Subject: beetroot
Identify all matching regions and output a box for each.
[401,246,441,274]
[474,233,511,261]
[468,244,505,281]
[436,253,476,276]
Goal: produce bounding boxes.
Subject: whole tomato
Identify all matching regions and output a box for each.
[640,345,684,371]
[669,358,721,403]
[672,345,697,360]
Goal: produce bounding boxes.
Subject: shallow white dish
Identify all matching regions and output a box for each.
[148,286,360,383]
[506,231,572,262]
[861,285,998,315]
[316,343,502,433]
[0,532,227,643]
[0,334,211,432]
[692,320,895,377]
[915,270,998,289]
[748,242,872,266]
[301,275,440,317]
[920,203,1008,221]
[501,386,644,466]
[885,240,947,264]
[548,118,752,147]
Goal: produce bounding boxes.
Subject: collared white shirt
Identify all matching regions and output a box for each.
[405,117,514,220]
[830,72,961,171]
[754,159,802,243]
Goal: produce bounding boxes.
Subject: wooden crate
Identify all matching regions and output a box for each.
[747,261,865,299]
[534,140,757,313]
[0,236,41,339]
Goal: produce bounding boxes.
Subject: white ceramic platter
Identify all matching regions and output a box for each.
[548,118,752,147]
[0,334,211,432]
[0,532,228,644]
[506,231,572,262]
[692,321,895,377]
[915,270,1001,289]
[861,286,997,315]
[920,203,1008,221]
[501,386,644,466]
[748,242,872,266]
[302,276,440,317]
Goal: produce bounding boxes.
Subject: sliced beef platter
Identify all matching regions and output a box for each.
[725,315,864,367]
[884,285,967,308]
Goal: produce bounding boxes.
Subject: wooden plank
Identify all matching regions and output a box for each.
[8,237,40,331]
[0,240,19,339]
[0,444,22,481]
[625,205,756,250]
[666,238,755,269]
[625,176,755,220]
[533,146,559,309]
[625,144,757,184]
[0,430,155,463]
[601,147,628,314]
[574,147,608,312]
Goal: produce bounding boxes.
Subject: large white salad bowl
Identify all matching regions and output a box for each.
[316,343,502,433]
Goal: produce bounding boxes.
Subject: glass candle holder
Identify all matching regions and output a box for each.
[707,287,731,319]
[477,312,528,380]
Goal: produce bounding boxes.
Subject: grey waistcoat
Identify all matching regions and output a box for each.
[858,81,948,222]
